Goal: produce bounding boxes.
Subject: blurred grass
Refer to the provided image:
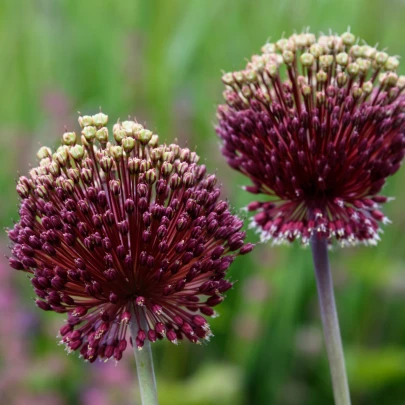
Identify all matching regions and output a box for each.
[1,0,405,404]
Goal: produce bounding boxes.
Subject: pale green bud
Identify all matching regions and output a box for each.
[261,43,276,54]
[148,134,159,148]
[251,58,265,73]
[122,120,136,135]
[316,91,325,105]
[300,53,314,67]
[132,123,144,138]
[266,63,278,78]
[100,156,114,173]
[190,151,199,163]
[139,160,151,173]
[350,45,361,58]
[360,45,376,59]
[282,50,294,65]
[347,63,359,77]
[48,161,61,177]
[138,129,153,145]
[375,52,389,66]
[386,72,398,87]
[82,126,96,142]
[145,169,157,184]
[233,71,244,83]
[96,127,109,143]
[37,146,52,160]
[69,145,85,161]
[16,183,30,199]
[180,148,190,162]
[310,44,323,58]
[169,144,180,158]
[294,34,308,48]
[362,81,373,94]
[276,38,288,51]
[78,115,94,128]
[81,168,93,184]
[301,85,311,97]
[128,157,140,174]
[67,168,80,183]
[341,32,355,46]
[36,185,48,199]
[150,148,163,162]
[319,55,334,69]
[53,152,67,167]
[122,137,135,153]
[316,70,327,83]
[39,158,51,167]
[241,85,252,98]
[62,131,77,146]
[110,145,123,160]
[351,86,363,99]
[93,112,108,127]
[336,52,349,66]
[114,129,126,144]
[163,151,175,163]
[62,179,75,194]
[397,75,405,88]
[222,72,235,85]
[356,58,371,74]
[244,70,257,83]
[385,56,400,71]
[336,72,348,87]
[378,72,388,85]
[161,162,173,177]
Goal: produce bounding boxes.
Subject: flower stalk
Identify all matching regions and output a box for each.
[310,234,351,405]
[130,306,159,405]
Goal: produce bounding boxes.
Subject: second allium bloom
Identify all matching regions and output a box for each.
[216,32,405,246]
[8,113,253,362]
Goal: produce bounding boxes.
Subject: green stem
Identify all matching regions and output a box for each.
[310,234,351,405]
[129,305,159,405]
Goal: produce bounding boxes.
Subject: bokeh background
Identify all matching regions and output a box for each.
[1,0,405,404]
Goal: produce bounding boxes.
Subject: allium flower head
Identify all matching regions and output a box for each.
[216,31,405,246]
[7,112,253,362]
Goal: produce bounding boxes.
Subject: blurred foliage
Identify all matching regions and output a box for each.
[1,0,405,404]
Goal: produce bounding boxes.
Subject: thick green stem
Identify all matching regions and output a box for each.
[310,234,351,405]
[129,306,159,405]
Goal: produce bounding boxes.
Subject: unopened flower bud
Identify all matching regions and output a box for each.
[63,132,77,146]
[138,129,153,144]
[96,127,108,143]
[82,126,97,142]
[385,56,399,71]
[69,145,85,161]
[122,137,135,153]
[37,146,52,160]
[341,32,355,46]
[110,145,123,160]
[93,112,108,127]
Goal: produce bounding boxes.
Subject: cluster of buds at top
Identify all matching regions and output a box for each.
[8,112,253,362]
[216,31,405,246]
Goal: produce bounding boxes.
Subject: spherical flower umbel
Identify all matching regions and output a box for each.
[216,31,405,246]
[7,112,253,363]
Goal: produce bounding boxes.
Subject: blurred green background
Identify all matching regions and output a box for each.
[1,0,405,404]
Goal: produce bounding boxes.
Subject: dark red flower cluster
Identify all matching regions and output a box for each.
[216,32,405,246]
[8,112,253,362]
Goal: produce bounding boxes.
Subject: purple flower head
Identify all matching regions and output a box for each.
[216,32,405,246]
[7,112,253,362]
